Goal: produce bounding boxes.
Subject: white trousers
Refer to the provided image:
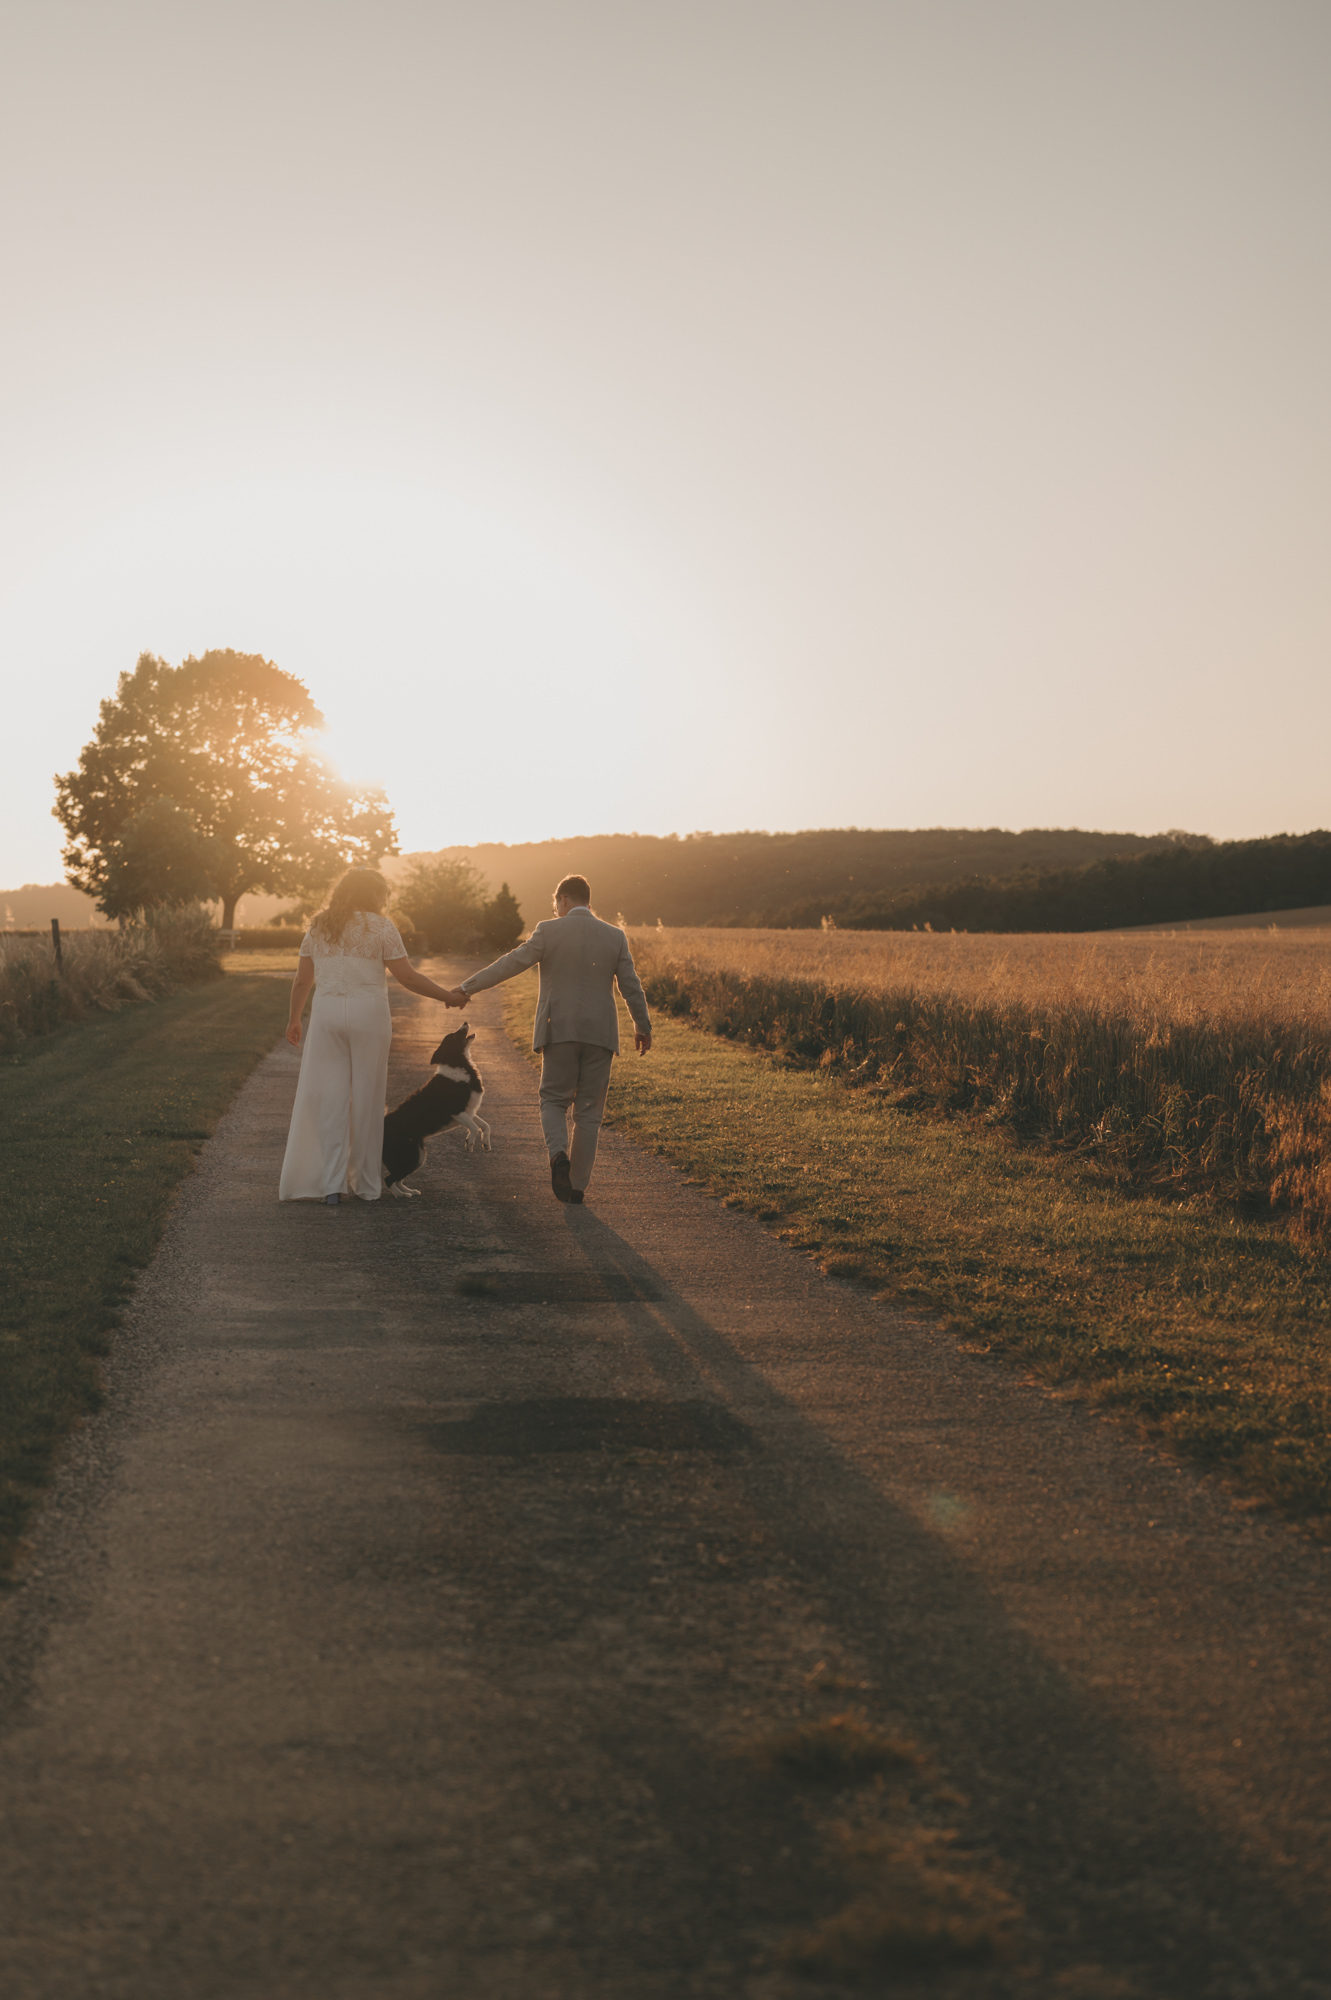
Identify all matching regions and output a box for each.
[279,990,392,1201]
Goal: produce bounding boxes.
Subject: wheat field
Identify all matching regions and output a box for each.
[627,925,1331,1029]
[626,926,1331,1234]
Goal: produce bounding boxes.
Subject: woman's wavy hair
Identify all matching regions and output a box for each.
[309,867,390,943]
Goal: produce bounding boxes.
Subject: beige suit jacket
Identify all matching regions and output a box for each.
[459,906,652,1055]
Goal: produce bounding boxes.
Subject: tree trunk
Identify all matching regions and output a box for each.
[221,896,238,931]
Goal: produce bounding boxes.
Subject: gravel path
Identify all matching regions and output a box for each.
[1,968,1329,1999]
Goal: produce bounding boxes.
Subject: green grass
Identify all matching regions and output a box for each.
[503,973,1331,1530]
[0,976,289,1577]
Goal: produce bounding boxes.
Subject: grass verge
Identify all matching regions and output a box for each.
[221,950,301,978]
[0,976,289,1578]
[630,933,1331,1236]
[502,972,1331,1531]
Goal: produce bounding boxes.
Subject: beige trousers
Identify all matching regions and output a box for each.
[539,1040,615,1190]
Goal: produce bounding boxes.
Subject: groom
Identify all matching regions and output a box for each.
[444,875,652,1203]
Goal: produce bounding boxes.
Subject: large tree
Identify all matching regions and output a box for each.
[55,649,397,929]
[97,797,225,920]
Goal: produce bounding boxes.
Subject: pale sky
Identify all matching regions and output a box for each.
[2,0,1328,883]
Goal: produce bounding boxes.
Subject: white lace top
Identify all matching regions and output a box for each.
[299,911,407,996]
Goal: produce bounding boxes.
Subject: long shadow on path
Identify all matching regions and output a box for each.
[541,1199,1331,1997]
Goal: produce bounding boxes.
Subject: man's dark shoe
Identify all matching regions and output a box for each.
[569,1189,585,1205]
[550,1152,573,1203]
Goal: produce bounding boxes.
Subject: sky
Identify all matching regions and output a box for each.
[2,0,1328,884]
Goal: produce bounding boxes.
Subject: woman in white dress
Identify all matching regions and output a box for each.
[278,868,456,1204]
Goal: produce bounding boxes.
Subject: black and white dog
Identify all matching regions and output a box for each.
[382,1023,492,1197]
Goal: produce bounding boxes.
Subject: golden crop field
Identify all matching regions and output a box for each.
[626,926,1331,1234]
[627,924,1331,1030]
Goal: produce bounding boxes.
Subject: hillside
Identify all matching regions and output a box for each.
[5,825,1208,936]
[423,827,1181,929]
[1127,902,1331,932]
[833,830,1331,934]
[1,882,114,929]
[2,883,295,929]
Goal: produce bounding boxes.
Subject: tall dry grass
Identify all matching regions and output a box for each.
[0,906,223,1050]
[628,927,1331,1235]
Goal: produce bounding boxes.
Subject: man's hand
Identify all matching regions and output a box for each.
[444,987,467,1007]
[635,1030,652,1055]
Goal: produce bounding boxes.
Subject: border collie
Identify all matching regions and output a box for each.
[382,1023,492,1197]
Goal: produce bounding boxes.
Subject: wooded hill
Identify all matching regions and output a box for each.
[833,830,1331,933]
[427,827,1181,929]
[22,824,1311,938]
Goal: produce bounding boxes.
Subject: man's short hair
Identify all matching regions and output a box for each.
[554,875,592,907]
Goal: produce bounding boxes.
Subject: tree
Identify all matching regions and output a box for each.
[393,855,487,952]
[478,882,524,952]
[54,649,397,929]
[98,797,225,919]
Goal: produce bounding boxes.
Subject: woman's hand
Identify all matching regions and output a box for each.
[287,957,314,1047]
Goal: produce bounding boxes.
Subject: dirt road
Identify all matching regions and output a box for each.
[2,971,1329,1998]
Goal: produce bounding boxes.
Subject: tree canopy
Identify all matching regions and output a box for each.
[392,859,526,954]
[54,650,397,928]
[477,881,524,952]
[393,855,487,953]
[97,797,224,920]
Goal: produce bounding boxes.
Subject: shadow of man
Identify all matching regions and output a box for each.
[552,1203,1331,1994]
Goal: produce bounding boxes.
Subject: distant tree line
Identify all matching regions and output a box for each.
[829,831,1331,933]
[421,826,1182,930]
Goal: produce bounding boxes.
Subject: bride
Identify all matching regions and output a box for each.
[278,867,457,1204]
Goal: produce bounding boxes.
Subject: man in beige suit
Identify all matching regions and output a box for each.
[444,875,652,1204]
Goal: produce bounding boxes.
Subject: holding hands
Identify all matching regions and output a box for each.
[441,986,467,1008]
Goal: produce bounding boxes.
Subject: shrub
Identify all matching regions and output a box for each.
[478,882,524,953]
[393,856,486,952]
[0,904,222,1051]
[142,903,226,983]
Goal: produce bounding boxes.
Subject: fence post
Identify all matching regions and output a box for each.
[50,918,62,971]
